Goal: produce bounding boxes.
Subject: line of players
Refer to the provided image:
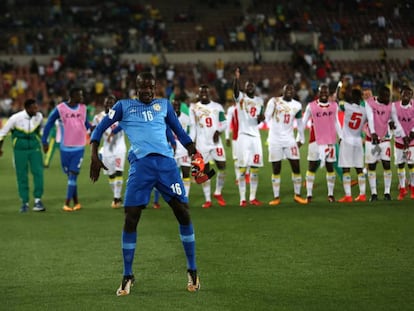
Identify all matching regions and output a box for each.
[97,69,414,208]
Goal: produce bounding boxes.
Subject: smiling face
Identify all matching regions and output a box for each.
[198,86,210,104]
[104,95,116,113]
[25,100,39,117]
[136,74,155,104]
[401,87,413,105]
[282,84,295,101]
[318,84,329,103]
[245,81,256,97]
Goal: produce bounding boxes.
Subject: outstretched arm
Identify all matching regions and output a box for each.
[298,104,311,144]
[41,108,59,153]
[89,140,108,183]
[334,105,343,141]
[225,105,235,145]
[233,67,241,99]
[295,112,305,147]
[0,114,16,156]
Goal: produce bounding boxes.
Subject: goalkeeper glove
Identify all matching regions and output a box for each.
[191,152,215,184]
[191,152,205,175]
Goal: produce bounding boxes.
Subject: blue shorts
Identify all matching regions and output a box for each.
[60,148,85,175]
[124,154,188,207]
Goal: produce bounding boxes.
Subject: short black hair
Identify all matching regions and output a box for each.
[401,85,413,93]
[69,87,83,97]
[351,88,362,99]
[379,85,390,93]
[24,99,36,109]
[318,83,329,92]
[136,72,155,84]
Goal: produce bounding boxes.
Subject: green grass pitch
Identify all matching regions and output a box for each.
[0,131,413,311]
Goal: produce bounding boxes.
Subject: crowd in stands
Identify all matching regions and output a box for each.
[1,1,413,55]
[1,0,414,117]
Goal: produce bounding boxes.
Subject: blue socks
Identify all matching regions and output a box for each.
[122,231,137,276]
[66,173,77,200]
[179,224,197,270]
[153,188,160,203]
[120,225,196,277]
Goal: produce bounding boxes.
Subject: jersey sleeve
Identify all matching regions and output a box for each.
[301,103,312,127]
[334,104,343,140]
[365,100,375,135]
[264,98,275,123]
[166,125,177,148]
[225,106,234,140]
[41,108,60,144]
[218,110,227,133]
[0,114,17,141]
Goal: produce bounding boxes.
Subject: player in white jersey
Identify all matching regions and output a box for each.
[92,95,127,208]
[233,68,265,207]
[337,88,368,203]
[190,85,227,208]
[225,102,253,186]
[172,97,192,198]
[265,83,307,206]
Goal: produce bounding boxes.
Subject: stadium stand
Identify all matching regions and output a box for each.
[0,0,413,115]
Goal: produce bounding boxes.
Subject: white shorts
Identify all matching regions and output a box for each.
[236,133,263,167]
[365,141,391,164]
[199,143,226,163]
[175,154,192,167]
[338,140,364,168]
[268,141,300,162]
[394,145,414,165]
[307,142,336,163]
[102,152,126,175]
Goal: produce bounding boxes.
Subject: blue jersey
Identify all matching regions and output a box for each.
[91,98,191,159]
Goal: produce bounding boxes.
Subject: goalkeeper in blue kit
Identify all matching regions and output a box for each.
[90,72,207,296]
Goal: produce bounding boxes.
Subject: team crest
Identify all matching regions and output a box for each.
[153,103,161,111]
[108,109,116,119]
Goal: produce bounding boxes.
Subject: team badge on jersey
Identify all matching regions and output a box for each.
[108,109,116,119]
[153,103,161,111]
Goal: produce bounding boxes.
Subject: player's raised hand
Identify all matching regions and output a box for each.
[235,67,240,79]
